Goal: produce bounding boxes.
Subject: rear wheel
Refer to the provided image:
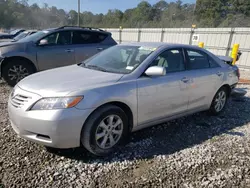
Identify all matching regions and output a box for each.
[2,59,35,86]
[209,87,228,115]
[81,105,129,156]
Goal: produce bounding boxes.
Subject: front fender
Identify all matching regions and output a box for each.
[0,52,37,78]
[2,51,36,64]
[73,80,138,127]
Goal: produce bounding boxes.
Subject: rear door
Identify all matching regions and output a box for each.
[184,48,223,111]
[72,31,110,63]
[36,31,75,70]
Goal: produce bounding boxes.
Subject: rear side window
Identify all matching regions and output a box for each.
[209,57,220,68]
[72,31,108,44]
[186,49,210,70]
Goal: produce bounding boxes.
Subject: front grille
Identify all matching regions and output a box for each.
[11,94,31,108]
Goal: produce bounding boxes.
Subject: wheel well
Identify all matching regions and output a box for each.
[221,84,231,97]
[1,56,37,73]
[86,101,134,132]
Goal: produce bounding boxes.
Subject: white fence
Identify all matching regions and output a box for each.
[105,28,250,70]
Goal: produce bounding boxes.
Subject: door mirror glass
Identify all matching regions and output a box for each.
[145,66,166,76]
[39,39,48,46]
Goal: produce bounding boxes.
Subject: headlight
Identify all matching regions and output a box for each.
[30,96,83,110]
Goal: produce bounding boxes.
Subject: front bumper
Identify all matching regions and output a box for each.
[8,87,94,149]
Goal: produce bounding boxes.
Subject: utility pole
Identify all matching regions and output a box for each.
[78,0,80,26]
[191,0,197,26]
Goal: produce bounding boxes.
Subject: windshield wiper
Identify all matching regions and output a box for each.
[77,62,86,66]
[86,65,109,72]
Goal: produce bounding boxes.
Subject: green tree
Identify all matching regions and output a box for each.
[0,0,249,29]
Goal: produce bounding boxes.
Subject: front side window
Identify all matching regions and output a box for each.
[41,31,71,45]
[150,49,185,73]
[186,49,210,70]
[80,45,155,74]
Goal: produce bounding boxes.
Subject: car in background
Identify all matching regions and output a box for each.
[0,30,38,43]
[0,26,117,86]
[8,42,239,156]
[0,29,25,39]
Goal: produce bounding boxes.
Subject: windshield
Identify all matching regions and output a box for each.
[18,30,49,43]
[13,32,28,41]
[10,29,19,35]
[81,45,155,74]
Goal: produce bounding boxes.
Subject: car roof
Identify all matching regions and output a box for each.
[42,26,111,35]
[119,42,207,51]
[23,30,38,33]
[119,42,203,50]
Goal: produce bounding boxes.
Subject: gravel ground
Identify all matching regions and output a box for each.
[1,79,250,188]
[239,69,250,81]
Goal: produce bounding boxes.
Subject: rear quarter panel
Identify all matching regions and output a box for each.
[207,65,239,107]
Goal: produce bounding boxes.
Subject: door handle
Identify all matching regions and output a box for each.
[181,77,190,83]
[65,49,74,53]
[217,71,223,77]
[97,47,103,51]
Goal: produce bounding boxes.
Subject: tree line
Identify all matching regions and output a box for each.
[0,0,250,29]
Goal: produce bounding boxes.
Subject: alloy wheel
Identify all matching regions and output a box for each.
[214,90,226,112]
[8,65,29,82]
[95,115,123,149]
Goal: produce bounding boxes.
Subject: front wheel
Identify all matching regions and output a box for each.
[209,87,228,115]
[81,105,129,156]
[2,60,35,86]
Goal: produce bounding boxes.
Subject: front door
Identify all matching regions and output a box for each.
[36,31,75,71]
[137,48,189,125]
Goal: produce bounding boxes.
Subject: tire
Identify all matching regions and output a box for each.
[2,59,35,87]
[81,105,129,156]
[209,87,228,115]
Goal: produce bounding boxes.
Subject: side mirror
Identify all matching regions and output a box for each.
[145,66,166,76]
[38,39,48,46]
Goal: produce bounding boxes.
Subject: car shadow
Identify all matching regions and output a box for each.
[50,95,250,163]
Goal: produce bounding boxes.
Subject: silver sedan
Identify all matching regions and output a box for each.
[8,42,239,156]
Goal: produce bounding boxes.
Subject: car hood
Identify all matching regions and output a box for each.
[0,39,13,43]
[18,65,124,97]
[0,41,25,48]
[0,33,10,36]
